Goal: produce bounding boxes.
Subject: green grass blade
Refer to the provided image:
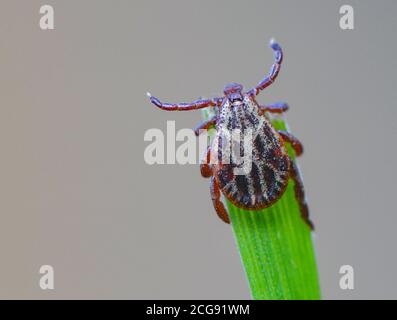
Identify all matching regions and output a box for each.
[202,109,321,300]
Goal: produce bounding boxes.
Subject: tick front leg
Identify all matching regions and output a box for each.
[210,176,230,224]
[259,102,289,114]
[290,161,314,230]
[200,146,212,178]
[147,92,222,111]
[194,116,217,136]
[247,39,283,96]
[278,130,304,156]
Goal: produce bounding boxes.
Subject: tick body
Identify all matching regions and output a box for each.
[214,94,290,211]
[148,40,314,230]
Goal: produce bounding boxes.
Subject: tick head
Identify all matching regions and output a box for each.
[224,83,243,104]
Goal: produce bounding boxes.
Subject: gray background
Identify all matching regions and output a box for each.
[0,0,396,299]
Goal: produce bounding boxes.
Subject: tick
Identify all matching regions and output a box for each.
[147,40,314,230]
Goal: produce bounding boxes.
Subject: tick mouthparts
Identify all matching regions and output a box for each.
[146,92,152,98]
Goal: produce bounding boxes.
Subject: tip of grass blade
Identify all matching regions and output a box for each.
[201,108,321,300]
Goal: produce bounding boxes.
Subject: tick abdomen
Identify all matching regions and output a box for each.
[215,95,290,210]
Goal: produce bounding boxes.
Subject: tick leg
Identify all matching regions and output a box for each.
[194,116,217,136]
[210,176,230,224]
[247,39,283,96]
[290,161,314,230]
[200,146,212,178]
[278,130,304,157]
[259,102,289,114]
[147,92,223,111]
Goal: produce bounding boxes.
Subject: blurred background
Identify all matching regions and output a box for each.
[0,0,396,299]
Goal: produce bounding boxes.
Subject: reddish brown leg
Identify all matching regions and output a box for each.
[278,130,304,156]
[200,146,212,178]
[259,102,289,114]
[247,40,283,96]
[194,116,217,136]
[210,176,230,224]
[290,161,314,230]
[147,92,222,111]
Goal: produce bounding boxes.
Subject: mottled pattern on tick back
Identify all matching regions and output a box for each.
[213,94,290,210]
